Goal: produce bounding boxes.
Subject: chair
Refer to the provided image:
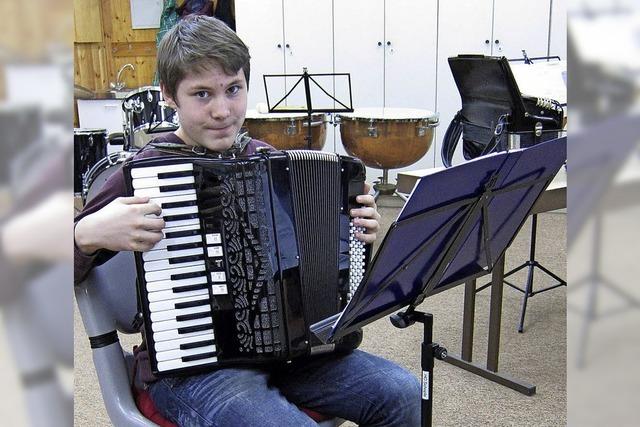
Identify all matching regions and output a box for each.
[75,251,342,426]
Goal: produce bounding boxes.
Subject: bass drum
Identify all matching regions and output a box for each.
[74,128,108,194]
[83,151,134,204]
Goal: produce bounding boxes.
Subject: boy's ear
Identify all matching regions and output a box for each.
[160,84,177,109]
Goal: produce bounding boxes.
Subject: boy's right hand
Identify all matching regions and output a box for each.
[75,196,165,255]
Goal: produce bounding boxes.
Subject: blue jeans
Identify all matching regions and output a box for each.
[148,350,421,426]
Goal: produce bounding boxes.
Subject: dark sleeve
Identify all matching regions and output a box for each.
[74,146,176,285]
[73,167,127,285]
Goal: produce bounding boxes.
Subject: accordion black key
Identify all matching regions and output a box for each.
[123,150,371,376]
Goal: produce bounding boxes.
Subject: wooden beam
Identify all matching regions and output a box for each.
[112,42,157,57]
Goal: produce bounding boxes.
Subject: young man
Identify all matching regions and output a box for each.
[75,15,420,426]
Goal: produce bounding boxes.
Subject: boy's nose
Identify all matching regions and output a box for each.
[208,97,230,119]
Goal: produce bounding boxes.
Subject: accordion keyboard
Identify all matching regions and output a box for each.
[131,162,221,372]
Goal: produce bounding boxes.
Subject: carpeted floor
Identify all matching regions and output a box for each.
[74,194,567,426]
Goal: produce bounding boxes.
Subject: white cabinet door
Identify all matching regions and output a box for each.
[235,0,286,109]
[492,0,551,59]
[549,0,567,59]
[384,0,437,111]
[334,0,385,110]
[382,0,438,178]
[281,0,334,109]
[435,0,494,167]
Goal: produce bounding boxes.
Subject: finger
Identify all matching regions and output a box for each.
[140,217,166,231]
[132,230,164,246]
[137,202,163,216]
[353,218,380,233]
[355,231,376,244]
[119,196,150,205]
[131,240,157,253]
[356,194,376,208]
[350,206,377,219]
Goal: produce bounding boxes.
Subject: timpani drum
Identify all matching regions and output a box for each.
[74,128,108,195]
[122,86,179,150]
[337,108,439,169]
[243,110,327,150]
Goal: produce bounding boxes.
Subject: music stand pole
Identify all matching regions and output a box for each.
[390,310,447,427]
[302,68,313,149]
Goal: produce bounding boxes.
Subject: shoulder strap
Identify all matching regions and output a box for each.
[441,111,463,168]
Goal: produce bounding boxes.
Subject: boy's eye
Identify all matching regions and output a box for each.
[227,85,241,95]
[195,91,209,98]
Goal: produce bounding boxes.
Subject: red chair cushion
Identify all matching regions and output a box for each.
[134,387,178,427]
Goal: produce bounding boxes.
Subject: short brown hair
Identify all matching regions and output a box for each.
[157,15,251,100]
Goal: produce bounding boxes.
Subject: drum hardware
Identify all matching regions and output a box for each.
[287,119,297,136]
[122,86,179,151]
[367,119,378,137]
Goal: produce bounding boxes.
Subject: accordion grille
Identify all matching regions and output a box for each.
[287,151,341,324]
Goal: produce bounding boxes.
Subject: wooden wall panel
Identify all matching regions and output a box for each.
[74,44,108,90]
[74,0,160,92]
[74,0,103,42]
[110,0,158,42]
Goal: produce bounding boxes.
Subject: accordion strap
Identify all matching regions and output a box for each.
[440,111,509,168]
[146,131,253,158]
[441,111,463,168]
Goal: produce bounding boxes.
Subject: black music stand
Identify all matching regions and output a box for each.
[262,68,354,149]
[312,136,567,427]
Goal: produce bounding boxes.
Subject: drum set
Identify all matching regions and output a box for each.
[75,84,438,205]
[74,87,177,204]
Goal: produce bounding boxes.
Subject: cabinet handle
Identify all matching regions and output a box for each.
[494,39,500,44]
[485,39,490,44]
[277,43,282,48]
[386,41,392,46]
[285,43,290,49]
[377,41,382,47]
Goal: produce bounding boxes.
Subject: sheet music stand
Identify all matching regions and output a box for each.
[312,137,567,427]
[262,68,354,149]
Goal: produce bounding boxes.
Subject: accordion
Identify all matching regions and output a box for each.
[123,150,371,376]
[442,55,565,167]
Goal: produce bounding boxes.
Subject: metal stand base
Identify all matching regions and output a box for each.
[444,256,537,396]
[477,214,566,332]
[373,169,409,201]
[444,353,536,395]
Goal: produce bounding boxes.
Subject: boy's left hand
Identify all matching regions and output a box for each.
[350,183,381,244]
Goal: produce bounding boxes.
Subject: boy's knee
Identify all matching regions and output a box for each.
[372,368,421,426]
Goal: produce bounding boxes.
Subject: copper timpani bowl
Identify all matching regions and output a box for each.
[243,110,327,150]
[337,108,439,169]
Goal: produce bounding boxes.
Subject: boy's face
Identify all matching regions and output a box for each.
[163,64,247,152]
